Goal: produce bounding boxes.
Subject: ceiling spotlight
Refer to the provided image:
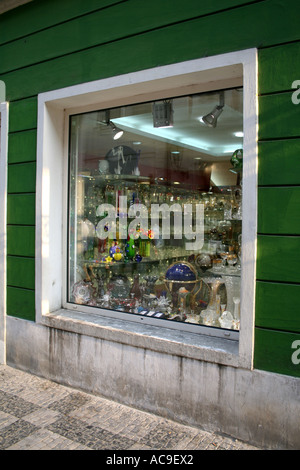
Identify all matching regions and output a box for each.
[202,91,225,128]
[110,121,124,140]
[98,111,124,140]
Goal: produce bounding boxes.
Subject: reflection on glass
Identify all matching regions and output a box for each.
[68,89,243,332]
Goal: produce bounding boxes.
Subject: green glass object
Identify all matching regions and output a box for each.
[125,236,136,259]
[230,148,243,169]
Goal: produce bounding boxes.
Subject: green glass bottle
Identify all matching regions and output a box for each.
[125,235,136,259]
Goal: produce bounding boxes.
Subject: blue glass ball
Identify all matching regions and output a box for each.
[165,262,197,282]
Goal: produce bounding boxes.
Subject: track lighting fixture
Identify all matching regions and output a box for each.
[202,91,225,128]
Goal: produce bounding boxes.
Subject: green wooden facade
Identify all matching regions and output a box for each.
[1,0,300,377]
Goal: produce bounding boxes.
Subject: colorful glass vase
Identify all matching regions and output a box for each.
[125,236,136,259]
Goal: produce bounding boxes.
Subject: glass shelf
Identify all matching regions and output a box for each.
[205,268,241,278]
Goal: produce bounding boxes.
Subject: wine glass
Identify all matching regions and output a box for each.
[227,254,238,271]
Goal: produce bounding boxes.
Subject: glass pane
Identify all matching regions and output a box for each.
[68,88,243,332]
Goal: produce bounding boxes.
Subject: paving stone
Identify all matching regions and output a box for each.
[0,419,39,450]
[47,416,136,450]
[68,398,120,427]
[0,366,263,451]
[178,430,217,450]
[0,410,18,430]
[7,428,91,450]
[139,421,194,450]
[47,392,91,415]
[22,408,62,428]
[17,381,72,407]
[0,390,40,418]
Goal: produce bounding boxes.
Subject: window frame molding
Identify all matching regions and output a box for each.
[0,102,8,365]
[36,48,258,369]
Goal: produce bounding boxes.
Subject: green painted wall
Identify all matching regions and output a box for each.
[1,0,300,377]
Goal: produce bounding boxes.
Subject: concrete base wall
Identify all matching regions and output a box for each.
[6,316,300,450]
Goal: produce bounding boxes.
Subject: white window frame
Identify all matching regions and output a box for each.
[0,101,8,365]
[36,48,258,369]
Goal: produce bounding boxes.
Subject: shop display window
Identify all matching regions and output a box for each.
[67,88,243,333]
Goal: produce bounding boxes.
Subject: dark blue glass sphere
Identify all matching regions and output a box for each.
[165,262,197,282]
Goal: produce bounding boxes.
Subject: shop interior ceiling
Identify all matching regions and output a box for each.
[78,89,243,186]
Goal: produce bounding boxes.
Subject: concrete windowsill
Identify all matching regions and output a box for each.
[42,309,240,367]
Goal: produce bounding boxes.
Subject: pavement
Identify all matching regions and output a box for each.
[0,364,262,451]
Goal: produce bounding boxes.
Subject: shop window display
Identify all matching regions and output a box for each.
[68,89,243,333]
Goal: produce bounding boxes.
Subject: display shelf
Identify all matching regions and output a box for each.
[79,252,193,269]
[205,268,241,278]
[79,173,151,183]
[79,173,201,193]
[69,170,242,332]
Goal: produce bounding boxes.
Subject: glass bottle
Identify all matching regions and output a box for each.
[130,274,142,300]
[125,236,136,259]
[233,297,240,319]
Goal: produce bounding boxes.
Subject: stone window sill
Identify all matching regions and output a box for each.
[42,309,240,367]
